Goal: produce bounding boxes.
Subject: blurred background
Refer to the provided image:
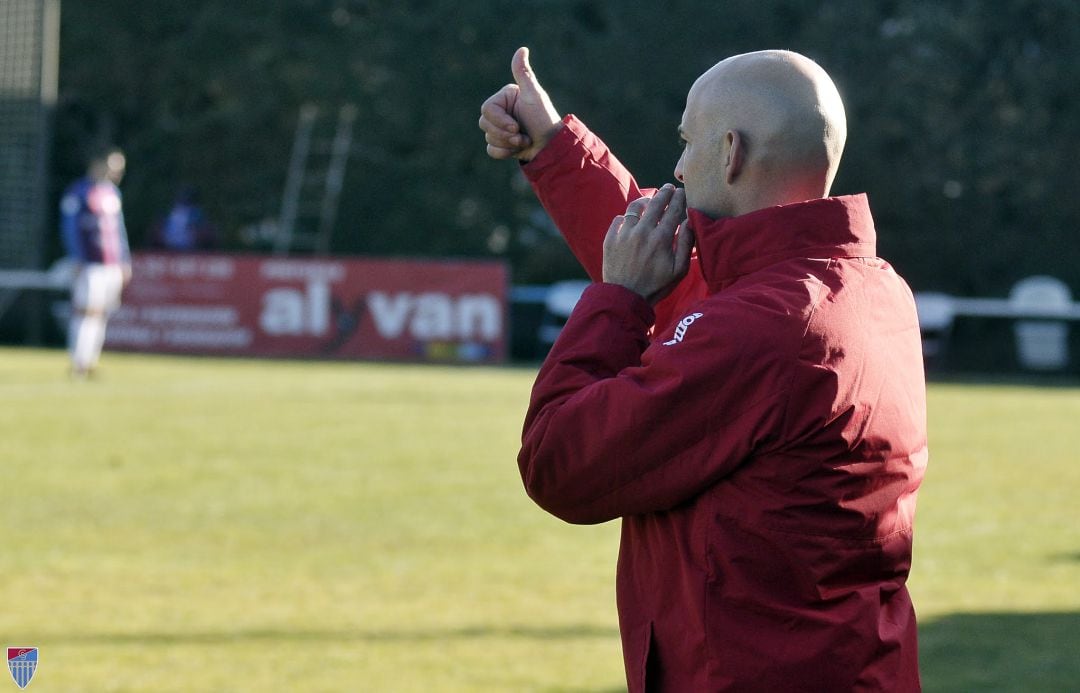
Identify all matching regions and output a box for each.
[3,0,1080,367]
[2,3,1079,691]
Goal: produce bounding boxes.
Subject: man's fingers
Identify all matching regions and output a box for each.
[511,47,545,100]
[484,48,561,161]
[602,194,693,303]
[641,188,685,253]
[602,215,630,269]
[484,125,525,149]
[603,215,624,252]
[623,195,652,222]
[639,185,675,227]
[479,85,522,130]
[486,143,521,160]
[478,112,520,139]
[479,103,532,155]
[673,221,695,276]
[623,185,677,230]
[659,188,687,231]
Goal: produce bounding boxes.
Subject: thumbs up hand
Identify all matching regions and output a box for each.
[479,47,563,162]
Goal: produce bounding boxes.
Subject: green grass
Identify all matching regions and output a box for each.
[1,348,1078,691]
[912,380,1080,692]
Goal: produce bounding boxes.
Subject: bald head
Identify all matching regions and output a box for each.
[675,50,847,217]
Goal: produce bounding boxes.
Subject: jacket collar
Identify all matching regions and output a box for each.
[689,194,878,291]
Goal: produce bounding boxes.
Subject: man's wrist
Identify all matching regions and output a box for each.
[520,115,578,168]
[594,282,655,325]
[517,120,565,163]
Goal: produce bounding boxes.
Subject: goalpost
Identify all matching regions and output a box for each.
[0,0,60,341]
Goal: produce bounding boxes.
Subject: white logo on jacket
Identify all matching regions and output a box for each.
[663,312,704,345]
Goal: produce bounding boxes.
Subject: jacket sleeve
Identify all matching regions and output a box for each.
[519,283,790,525]
[60,186,83,260]
[523,115,648,282]
[522,115,708,333]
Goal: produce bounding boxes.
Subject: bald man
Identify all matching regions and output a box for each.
[481,49,926,691]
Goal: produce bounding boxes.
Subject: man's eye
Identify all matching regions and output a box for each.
[678,139,688,149]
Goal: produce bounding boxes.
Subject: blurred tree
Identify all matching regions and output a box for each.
[52,0,1080,291]
[819,0,1080,295]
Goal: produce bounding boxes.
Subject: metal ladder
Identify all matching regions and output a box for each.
[274,103,357,255]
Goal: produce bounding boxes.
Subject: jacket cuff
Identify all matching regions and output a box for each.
[561,278,652,343]
[545,282,655,376]
[522,114,595,179]
[575,282,655,334]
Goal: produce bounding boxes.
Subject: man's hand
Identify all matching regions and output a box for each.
[602,185,694,306]
[479,47,563,162]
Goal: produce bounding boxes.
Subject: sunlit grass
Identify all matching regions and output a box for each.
[1,348,1077,691]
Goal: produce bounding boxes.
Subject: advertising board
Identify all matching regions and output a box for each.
[105,253,508,363]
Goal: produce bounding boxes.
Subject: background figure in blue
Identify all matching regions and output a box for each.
[60,147,132,377]
[150,186,217,251]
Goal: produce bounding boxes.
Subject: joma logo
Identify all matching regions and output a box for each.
[663,312,704,346]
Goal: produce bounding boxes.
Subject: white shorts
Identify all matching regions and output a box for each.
[72,263,124,313]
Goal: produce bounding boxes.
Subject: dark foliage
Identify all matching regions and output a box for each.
[53,0,1080,291]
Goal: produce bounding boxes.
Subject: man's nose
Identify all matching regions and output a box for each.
[674,151,685,182]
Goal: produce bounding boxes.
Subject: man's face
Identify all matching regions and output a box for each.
[674,87,731,218]
[105,152,126,184]
[90,152,126,184]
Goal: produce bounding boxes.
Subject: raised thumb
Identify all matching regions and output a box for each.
[511,47,542,97]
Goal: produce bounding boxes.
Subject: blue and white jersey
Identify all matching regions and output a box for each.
[60,177,130,265]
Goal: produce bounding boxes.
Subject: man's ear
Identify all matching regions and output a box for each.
[724,130,745,185]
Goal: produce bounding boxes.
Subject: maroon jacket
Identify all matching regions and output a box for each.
[519,116,927,691]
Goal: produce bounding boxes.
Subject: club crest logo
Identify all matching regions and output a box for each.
[6,648,37,690]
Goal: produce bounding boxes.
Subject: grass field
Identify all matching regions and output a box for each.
[1,347,1078,692]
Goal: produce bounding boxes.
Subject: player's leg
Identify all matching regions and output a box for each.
[68,265,92,376]
[69,264,113,376]
[83,264,124,372]
[73,310,104,375]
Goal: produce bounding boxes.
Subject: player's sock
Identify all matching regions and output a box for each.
[73,313,103,372]
[88,313,108,369]
[69,312,87,372]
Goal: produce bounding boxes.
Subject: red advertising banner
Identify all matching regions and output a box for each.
[106,253,508,363]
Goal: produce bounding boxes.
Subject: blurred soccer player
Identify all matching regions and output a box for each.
[60,147,132,377]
